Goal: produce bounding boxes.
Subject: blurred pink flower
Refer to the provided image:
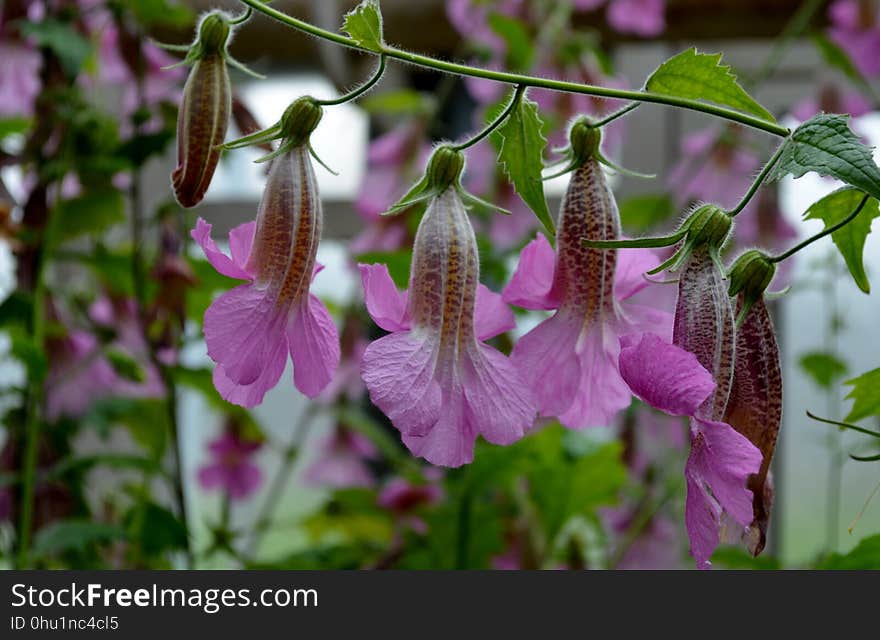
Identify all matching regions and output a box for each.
[378,475,443,534]
[0,43,41,116]
[574,0,666,37]
[606,507,679,569]
[827,0,880,78]
[790,85,872,121]
[198,432,263,500]
[302,427,378,489]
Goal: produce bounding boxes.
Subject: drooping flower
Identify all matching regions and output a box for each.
[360,146,536,467]
[503,122,672,428]
[171,12,234,207]
[192,98,340,407]
[198,429,263,500]
[302,425,378,489]
[827,0,880,79]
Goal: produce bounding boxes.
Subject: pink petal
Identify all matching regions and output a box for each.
[212,338,287,408]
[461,344,535,445]
[474,285,515,340]
[558,328,633,428]
[228,221,256,269]
[502,233,558,310]
[361,332,443,437]
[288,295,341,398]
[511,313,582,418]
[401,385,476,467]
[197,464,226,491]
[614,248,662,300]
[618,333,716,416]
[203,284,288,386]
[685,469,722,570]
[226,463,263,499]
[358,263,410,332]
[608,0,666,37]
[620,304,675,343]
[191,218,253,281]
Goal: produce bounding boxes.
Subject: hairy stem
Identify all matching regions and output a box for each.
[237,0,790,138]
[452,84,525,151]
[727,141,786,217]
[771,194,870,263]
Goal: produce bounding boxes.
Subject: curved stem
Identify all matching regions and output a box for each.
[591,102,640,128]
[452,84,524,151]
[727,141,786,217]
[237,0,790,138]
[806,411,880,439]
[771,193,870,263]
[318,54,387,106]
[229,7,253,25]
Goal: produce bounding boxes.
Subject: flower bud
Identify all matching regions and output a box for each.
[728,250,775,302]
[279,96,324,147]
[684,204,733,252]
[198,12,231,56]
[568,118,602,167]
[425,145,465,191]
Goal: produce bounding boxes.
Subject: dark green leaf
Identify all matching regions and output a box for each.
[48,189,126,249]
[818,534,880,569]
[20,20,92,77]
[125,501,188,556]
[0,291,33,328]
[9,328,47,384]
[646,48,775,122]
[804,187,880,292]
[105,347,147,383]
[619,193,676,232]
[773,115,880,202]
[487,14,534,70]
[844,368,880,422]
[497,95,555,237]
[34,519,126,555]
[799,351,848,388]
[342,0,384,52]
[87,398,169,458]
[711,546,781,570]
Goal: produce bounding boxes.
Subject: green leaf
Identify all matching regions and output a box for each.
[799,351,848,389]
[818,534,880,569]
[34,519,126,555]
[487,14,534,70]
[773,115,880,202]
[361,90,433,116]
[619,194,676,232]
[803,187,880,292]
[127,0,194,28]
[645,48,775,122]
[125,501,188,556]
[20,20,92,78]
[48,189,126,249]
[497,95,555,237]
[105,347,147,383]
[0,116,31,142]
[9,329,48,384]
[87,398,169,458]
[844,368,880,423]
[711,546,781,570]
[342,0,384,52]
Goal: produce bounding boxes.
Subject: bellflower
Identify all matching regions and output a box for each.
[503,123,671,428]
[198,430,263,500]
[360,146,536,467]
[192,100,340,407]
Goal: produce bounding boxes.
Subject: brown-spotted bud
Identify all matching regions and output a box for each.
[425,145,465,192]
[171,12,233,208]
[279,97,324,147]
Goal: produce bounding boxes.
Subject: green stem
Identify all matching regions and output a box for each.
[745,0,824,88]
[452,84,524,151]
[806,411,880,439]
[770,193,870,263]
[318,54,387,106]
[237,0,790,138]
[591,102,640,128]
[727,141,786,217]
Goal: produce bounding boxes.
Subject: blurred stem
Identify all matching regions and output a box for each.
[245,405,319,558]
[452,85,524,151]
[727,142,786,217]
[608,478,678,569]
[237,0,789,138]
[455,485,473,569]
[317,54,386,106]
[771,194,870,263]
[745,0,824,88]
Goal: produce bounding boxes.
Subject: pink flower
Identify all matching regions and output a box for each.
[198,431,263,500]
[0,43,41,116]
[618,247,763,569]
[503,159,672,429]
[302,427,378,489]
[359,188,536,467]
[827,0,880,78]
[574,0,666,37]
[790,85,872,122]
[192,144,340,408]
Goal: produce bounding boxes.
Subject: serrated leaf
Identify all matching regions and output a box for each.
[34,519,126,555]
[844,368,880,423]
[772,115,880,202]
[48,189,126,249]
[646,48,775,122]
[342,0,384,52]
[799,351,848,389]
[804,187,880,292]
[498,95,555,237]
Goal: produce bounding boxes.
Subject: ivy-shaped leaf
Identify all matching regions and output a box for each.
[804,187,880,293]
[772,115,880,202]
[645,48,774,122]
[844,368,880,423]
[497,94,555,237]
[342,0,384,52]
